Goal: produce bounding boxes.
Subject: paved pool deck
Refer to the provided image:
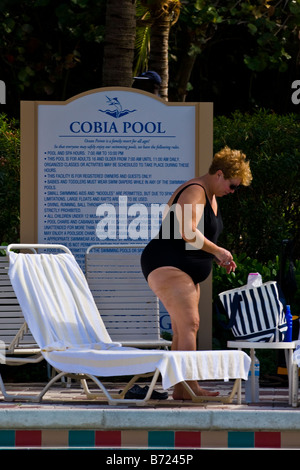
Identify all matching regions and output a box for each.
[0,380,299,449]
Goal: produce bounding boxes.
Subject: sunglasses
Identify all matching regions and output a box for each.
[229,183,239,191]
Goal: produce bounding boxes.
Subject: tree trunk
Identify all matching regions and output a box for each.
[102,0,136,87]
[148,15,170,100]
[173,49,198,102]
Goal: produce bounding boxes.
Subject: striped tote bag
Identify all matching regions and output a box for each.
[218,281,288,342]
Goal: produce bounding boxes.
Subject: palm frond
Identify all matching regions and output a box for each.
[134,25,151,76]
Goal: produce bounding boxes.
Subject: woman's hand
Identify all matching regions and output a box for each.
[221,260,237,274]
[215,248,236,273]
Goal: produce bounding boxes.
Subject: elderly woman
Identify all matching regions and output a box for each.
[141,146,252,399]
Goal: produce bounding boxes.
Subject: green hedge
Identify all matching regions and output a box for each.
[212,110,300,357]
[0,114,20,244]
[214,109,300,262]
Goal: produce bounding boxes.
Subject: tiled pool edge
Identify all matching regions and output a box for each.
[0,429,299,449]
[1,408,300,449]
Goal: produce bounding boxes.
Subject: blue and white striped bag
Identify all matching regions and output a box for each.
[218,281,287,342]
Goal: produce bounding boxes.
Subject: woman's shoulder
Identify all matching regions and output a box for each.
[170,179,206,204]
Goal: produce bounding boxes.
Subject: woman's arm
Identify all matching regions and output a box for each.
[176,185,236,272]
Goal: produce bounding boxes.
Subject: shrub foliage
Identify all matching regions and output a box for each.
[0,114,20,244]
[214,109,300,262]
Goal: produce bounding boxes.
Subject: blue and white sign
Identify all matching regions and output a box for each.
[37,89,196,267]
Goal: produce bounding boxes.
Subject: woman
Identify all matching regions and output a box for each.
[141,146,252,399]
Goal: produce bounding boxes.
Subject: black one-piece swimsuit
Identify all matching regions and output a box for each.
[140,183,223,285]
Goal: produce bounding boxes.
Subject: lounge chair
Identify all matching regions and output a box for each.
[0,244,251,405]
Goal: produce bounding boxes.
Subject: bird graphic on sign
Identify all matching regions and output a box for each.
[99,96,136,118]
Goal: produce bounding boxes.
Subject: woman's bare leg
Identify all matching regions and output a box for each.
[148,266,218,399]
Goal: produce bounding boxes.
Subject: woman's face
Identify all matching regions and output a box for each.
[216,171,241,197]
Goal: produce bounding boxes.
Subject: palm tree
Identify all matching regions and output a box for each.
[102,0,136,87]
[136,1,181,100]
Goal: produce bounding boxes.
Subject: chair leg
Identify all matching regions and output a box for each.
[0,370,67,402]
[81,370,160,405]
[180,378,241,404]
[291,362,299,408]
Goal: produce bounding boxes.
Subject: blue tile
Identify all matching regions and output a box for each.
[0,430,15,447]
[228,432,254,448]
[148,431,174,448]
[69,430,95,448]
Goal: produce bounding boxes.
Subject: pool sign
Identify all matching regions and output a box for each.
[21,89,211,266]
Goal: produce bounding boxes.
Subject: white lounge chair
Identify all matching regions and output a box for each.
[0,244,251,405]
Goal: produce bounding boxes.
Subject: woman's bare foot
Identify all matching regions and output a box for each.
[172,382,219,400]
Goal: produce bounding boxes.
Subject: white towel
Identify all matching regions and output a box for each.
[9,250,250,389]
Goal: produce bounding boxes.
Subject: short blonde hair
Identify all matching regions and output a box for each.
[209,146,252,186]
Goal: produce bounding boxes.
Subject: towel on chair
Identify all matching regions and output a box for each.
[8,250,250,390]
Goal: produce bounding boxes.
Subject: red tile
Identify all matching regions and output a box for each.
[255,432,281,448]
[175,431,201,448]
[95,431,121,447]
[15,430,42,447]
